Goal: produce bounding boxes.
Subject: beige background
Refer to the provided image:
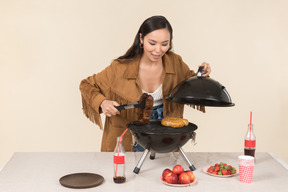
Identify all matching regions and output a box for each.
[1,0,288,168]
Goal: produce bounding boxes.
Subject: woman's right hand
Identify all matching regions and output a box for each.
[100,100,120,117]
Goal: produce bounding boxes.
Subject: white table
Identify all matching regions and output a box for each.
[0,152,288,191]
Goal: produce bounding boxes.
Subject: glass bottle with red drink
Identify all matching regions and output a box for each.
[113,137,126,183]
[244,123,256,157]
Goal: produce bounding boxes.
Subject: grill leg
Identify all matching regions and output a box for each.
[178,146,196,171]
[150,150,156,160]
[133,148,150,174]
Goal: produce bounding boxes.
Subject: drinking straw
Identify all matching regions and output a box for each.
[249,111,252,140]
[114,128,128,178]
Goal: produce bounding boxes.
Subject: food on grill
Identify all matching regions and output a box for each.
[161,117,189,128]
[137,93,154,124]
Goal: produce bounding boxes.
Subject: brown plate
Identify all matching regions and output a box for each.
[59,173,104,189]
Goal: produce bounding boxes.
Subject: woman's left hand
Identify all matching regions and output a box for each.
[200,62,211,77]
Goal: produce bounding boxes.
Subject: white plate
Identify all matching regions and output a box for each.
[160,176,197,187]
[202,166,239,177]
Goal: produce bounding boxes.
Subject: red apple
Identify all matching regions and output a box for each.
[172,164,184,175]
[185,170,195,182]
[165,172,178,184]
[178,172,191,184]
[162,168,172,180]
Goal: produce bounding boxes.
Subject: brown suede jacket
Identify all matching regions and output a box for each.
[79,52,204,152]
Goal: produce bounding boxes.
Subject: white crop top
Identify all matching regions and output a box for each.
[142,84,163,107]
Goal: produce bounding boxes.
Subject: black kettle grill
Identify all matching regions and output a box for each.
[128,120,197,173]
[129,66,234,174]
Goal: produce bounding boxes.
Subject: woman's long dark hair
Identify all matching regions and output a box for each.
[116,15,173,63]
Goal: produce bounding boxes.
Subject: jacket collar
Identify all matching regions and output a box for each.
[125,53,175,79]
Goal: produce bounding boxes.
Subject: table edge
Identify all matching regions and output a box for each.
[268,152,288,170]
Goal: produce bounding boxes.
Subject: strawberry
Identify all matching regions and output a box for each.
[208,166,214,173]
[208,162,236,176]
[214,166,220,172]
[221,169,228,175]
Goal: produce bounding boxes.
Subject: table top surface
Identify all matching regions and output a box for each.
[0,152,288,192]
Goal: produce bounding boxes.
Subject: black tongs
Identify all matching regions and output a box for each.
[115,101,145,111]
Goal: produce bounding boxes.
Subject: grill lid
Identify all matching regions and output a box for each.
[166,66,235,107]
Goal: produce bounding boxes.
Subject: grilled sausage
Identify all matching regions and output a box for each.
[139,95,153,124]
[137,93,149,121]
[137,93,154,124]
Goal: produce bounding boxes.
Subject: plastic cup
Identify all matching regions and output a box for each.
[238,155,254,183]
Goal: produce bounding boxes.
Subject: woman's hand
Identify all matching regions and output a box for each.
[200,62,211,77]
[100,100,120,117]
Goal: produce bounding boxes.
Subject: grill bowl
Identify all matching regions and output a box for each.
[128,119,197,153]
